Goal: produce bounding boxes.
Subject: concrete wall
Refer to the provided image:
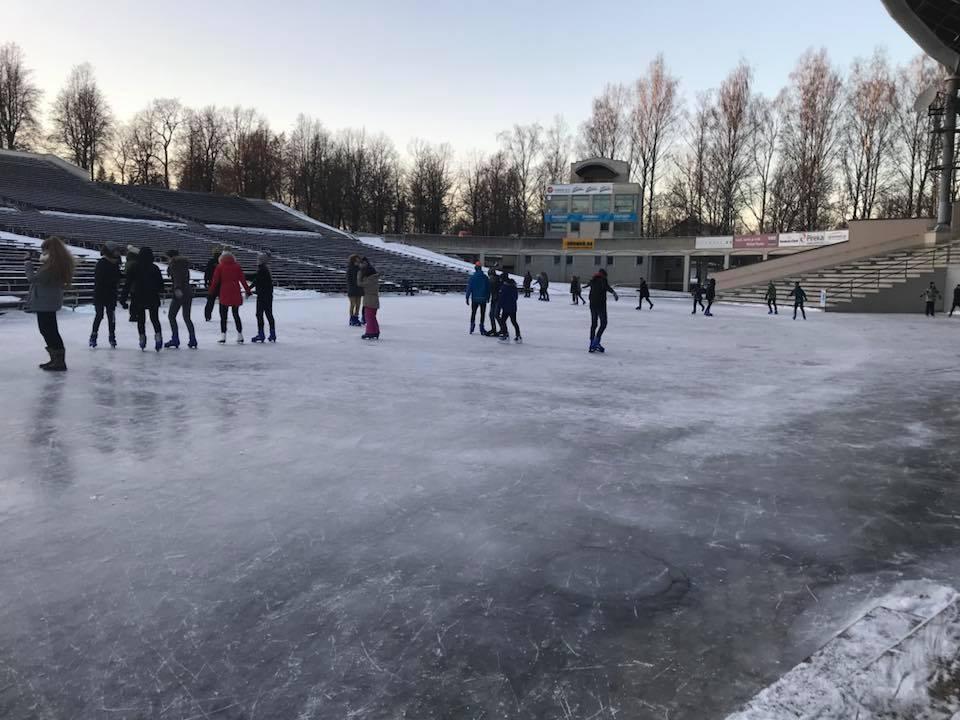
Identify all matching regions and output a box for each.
[831,269,946,313]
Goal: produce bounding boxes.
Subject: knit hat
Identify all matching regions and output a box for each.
[102,241,118,257]
[126,244,139,255]
[257,251,271,264]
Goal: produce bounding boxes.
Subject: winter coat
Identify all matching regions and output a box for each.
[250,263,274,298]
[25,260,65,313]
[638,281,650,299]
[94,256,122,306]
[585,273,617,307]
[537,273,549,290]
[692,284,704,299]
[346,263,363,297]
[789,286,807,303]
[764,283,777,301]
[465,268,490,303]
[489,273,502,304]
[203,254,220,287]
[570,278,581,294]
[122,248,165,311]
[167,256,193,299]
[954,286,960,303]
[705,281,716,301]
[498,278,519,314]
[523,272,533,289]
[923,286,941,303]
[359,271,380,309]
[209,255,250,307]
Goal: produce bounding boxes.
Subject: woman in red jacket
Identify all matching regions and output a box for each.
[208,251,251,344]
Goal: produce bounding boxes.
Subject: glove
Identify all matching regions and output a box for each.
[174,289,183,300]
[465,298,469,306]
[614,294,619,302]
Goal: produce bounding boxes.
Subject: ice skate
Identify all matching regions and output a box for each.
[108,334,117,348]
[187,334,198,349]
[154,333,163,352]
[514,336,522,343]
[236,332,244,344]
[268,332,276,342]
[595,343,605,353]
[470,322,475,335]
[218,332,227,344]
[89,333,97,348]
[251,332,265,343]
[589,340,597,353]
[139,334,147,351]
[164,333,180,349]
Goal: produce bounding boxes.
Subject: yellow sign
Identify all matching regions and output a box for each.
[563,238,595,250]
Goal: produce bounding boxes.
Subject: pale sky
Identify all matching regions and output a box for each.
[7,0,925,157]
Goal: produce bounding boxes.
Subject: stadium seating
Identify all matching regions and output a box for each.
[0,237,97,307]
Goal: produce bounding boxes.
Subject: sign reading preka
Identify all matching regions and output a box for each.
[563,238,595,250]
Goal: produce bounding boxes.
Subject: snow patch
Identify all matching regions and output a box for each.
[267,201,354,238]
[39,210,187,229]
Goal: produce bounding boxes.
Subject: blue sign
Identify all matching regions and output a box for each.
[544,213,637,223]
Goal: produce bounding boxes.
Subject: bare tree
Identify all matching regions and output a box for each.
[177,106,227,192]
[667,92,713,234]
[150,98,183,188]
[710,62,754,233]
[747,95,781,232]
[0,42,42,150]
[49,63,113,178]
[408,140,454,233]
[107,124,135,185]
[579,83,628,159]
[129,109,159,184]
[499,123,542,234]
[892,54,941,218]
[365,133,399,233]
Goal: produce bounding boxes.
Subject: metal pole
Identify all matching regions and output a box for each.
[937,75,959,231]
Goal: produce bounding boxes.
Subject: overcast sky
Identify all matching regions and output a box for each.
[7,0,925,157]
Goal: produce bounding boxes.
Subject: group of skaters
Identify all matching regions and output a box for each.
[465,264,521,342]
[923,281,960,317]
[762,281,809,319]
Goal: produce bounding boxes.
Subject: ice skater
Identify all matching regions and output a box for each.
[250,252,276,342]
[123,245,140,323]
[789,281,808,320]
[523,271,533,299]
[765,281,778,315]
[90,241,121,348]
[359,257,381,340]
[636,279,653,310]
[691,282,705,314]
[209,251,250,344]
[704,278,717,316]
[203,245,222,322]
[346,254,364,326]
[486,268,502,336]
[25,237,75,371]
[535,271,550,301]
[585,268,618,353]
[465,261,490,335]
[120,246,165,351]
[497,270,522,342]
[922,282,941,317]
[164,249,196,349]
[570,275,586,305]
[950,284,960,316]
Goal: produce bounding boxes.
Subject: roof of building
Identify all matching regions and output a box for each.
[883,0,960,72]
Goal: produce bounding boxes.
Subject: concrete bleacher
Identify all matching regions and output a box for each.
[0,236,97,308]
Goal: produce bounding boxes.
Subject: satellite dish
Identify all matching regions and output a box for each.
[915,83,940,113]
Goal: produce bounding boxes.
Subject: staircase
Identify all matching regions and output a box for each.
[719,239,960,311]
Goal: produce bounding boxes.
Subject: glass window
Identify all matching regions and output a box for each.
[553,255,561,265]
[606,256,614,266]
[614,222,636,234]
[566,255,573,265]
[524,255,531,264]
[614,194,637,213]
[592,195,611,213]
[548,196,569,213]
[600,222,610,232]
[635,256,644,266]
[570,222,581,232]
[549,222,567,233]
[571,196,591,213]
[594,256,602,266]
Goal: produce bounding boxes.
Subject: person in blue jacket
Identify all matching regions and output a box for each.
[496,271,522,342]
[465,262,490,335]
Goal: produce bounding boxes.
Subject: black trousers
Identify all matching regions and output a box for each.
[470,301,487,327]
[168,293,195,337]
[926,301,936,317]
[794,301,806,319]
[499,309,520,337]
[767,299,778,313]
[590,305,608,342]
[135,306,162,336]
[204,294,217,321]
[220,304,242,333]
[951,301,960,316]
[705,299,714,314]
[37,311,64,350]
[92,302,116,336]
[572,292,585,305]
[523,287,531,298]
[489,300,499,328]
[637,295,653,309]
[256,295,275,334]
[693,297,705,312]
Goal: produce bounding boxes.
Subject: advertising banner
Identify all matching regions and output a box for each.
[733,234,778,249]
[824,230,849,245]
[778,230,849,247]
[546,184,613,196]
[695,236,734,250]
[544,212,637,223]
[777,232,805,247]
[563,238,595,250]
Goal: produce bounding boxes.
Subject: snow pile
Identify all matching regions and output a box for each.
[359,236,474,274]
[268,201,352,237]
[727,581,960,720]
[205,224,321,238]
[39,210,187,229]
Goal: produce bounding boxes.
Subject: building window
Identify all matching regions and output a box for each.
[593,195,611,214]
[571,196,591,214]
[549,222,566,233]
[566,255,573,265]
[548,196,569,213]
[606,256,614,266]
[614,222,636,234]
[636,256,644,266]
[524,255,531,264]
[614,195,637,213]
[570,222,581,232]
[600,222,609,232]
[594,256,602,266]
[553,256,561,265]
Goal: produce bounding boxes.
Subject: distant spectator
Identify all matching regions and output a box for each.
[209,251,250,344]
[90,241,121,348]
[25,237,75,372]
[346,254,364,326]
[922,282,941,317]
[636,279,653,311]
[401,278,415,296]
[165,249,196,349]
[789,281,808,320]
[359,257,381,340]
[121,246,165,351]
[203,245,222,322]
[523,271,533,299]
[765,281,778,315]
[250,251,276,343]
[950,284,960,317]
[570,275,585,305]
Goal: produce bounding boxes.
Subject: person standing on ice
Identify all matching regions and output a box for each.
[691,281,705,314]
[203,246,222,322]
[765,281,778,315]
[496,270,522,342]
[703,278,717,317]
[465,261,490,335]
[486,268,502,336]
[950,284,960,317]
[89,241,121,348]
[120,246,165,351]
[25,237,75,371]
[789,281,808,320]
[249,252,276,343]
[921,282,941,317]
[358,257,381,340]
[585,268,618,353]
[209,251,250,344]
[346,254,364,326]
[570,275,585,305]
[164,249,197,349]
[535,271,550,301]
[523,271,533,298]
[123,245,140,323]
[636,279,653,310]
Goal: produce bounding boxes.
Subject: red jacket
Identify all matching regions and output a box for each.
[209,255,250,307]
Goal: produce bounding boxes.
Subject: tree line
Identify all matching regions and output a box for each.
[0,42,947,237]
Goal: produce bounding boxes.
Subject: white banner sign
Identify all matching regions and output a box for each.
[545,183,612,196]
[778,230,849,247]
[695,235,734,250]
[824,230,848,245]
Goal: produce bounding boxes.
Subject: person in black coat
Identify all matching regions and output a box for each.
[704,278,717,317]
[585,269,618,352]
[523,270,533,298]
[496,272,521,342]
[90,242,121,348]
[636,279,653,310]
[120,246,165,351]
[486,268,502,336]
[203,245,222,322]
[249,251,276,342]
[346,254,364,326]
[951,284,960,317]
[691,282,705,314]
[570,276,585,305]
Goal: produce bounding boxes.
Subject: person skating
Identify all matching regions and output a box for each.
[346,254,364,326]
[497,270,522,342]
[765,281,778,315]
[203,245,222,322]
[704,278,717,316]
[123,245,140,323]
[789,281,808,320]
[523,270,533,299]
[25,237,75,371]
[209,251,250,344]
[90,241,121,348]
[486,268,502,336]
[636,279,653,310]
[164,249,197,349]
[465,261,490,335]
[359,258,381,339]
[570,275,586,305]
[691,282,705,314]
[535,271,550,301]
[585,268,618,353]
[950,284,960,317]
[922,282,941,317]
[249,252,276,342]
[120,246,165,351]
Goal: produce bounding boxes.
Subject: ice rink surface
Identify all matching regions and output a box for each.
[3,293,960,719]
